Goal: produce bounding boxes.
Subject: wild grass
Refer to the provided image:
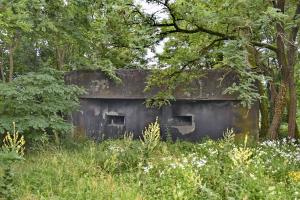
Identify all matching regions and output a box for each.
[1,135,298,200]
[12,140,142,200]
[1,123,300,199]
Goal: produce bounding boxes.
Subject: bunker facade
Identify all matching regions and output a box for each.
[65,70,259,141]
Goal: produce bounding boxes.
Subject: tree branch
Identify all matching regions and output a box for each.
[134,1,278,52]
[251,41,277,52]
[289,1,300,44]
[160,28,277,52]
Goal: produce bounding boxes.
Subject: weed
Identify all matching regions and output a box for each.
[0,122,25,200]
[140,117,160,156]
[4,130,300,199]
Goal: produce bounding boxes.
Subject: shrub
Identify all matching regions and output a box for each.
[0,68,84,141]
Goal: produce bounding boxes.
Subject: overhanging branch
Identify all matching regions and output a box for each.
[251,41,277,52]
[132,1,278,52]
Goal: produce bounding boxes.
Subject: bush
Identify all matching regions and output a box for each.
[0,68,84,141]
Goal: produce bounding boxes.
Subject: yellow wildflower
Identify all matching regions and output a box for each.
[229,147,253,166]
[2,122,26,156]
[289,171,300,182]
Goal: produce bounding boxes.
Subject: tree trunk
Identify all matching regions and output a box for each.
[244,42,270,138]
[56,47,65,70]
[289,98,300,139]
[8,46,14,82]
[286,4,300,137]
[267,2,291,139]
[258,81,269,138]
[286,90,298,138]
[0,48,4,82]
[296,123,300,139]
[269,81,277,122]
[267,82,287,139]
[288,68,297,138]
[0,65,4,82]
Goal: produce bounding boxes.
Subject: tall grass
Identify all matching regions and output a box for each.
[13,141,142,200]
[3,136,299,200]
[1,123,300,199]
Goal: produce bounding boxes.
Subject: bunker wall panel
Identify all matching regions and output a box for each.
[66,69,260,141]
[75,99,161,140]
[161,101,239,141]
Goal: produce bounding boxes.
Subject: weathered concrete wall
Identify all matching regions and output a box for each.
[65,69,240,100]
[160,100,258,140]
[66,69,259,141]
[72,99,160,140]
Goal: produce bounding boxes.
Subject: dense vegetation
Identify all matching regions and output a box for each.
[139,0,300,139]
[1,0,300,199]
[0,0,152,141]
[2,129,300,199]
[0,0,300,140]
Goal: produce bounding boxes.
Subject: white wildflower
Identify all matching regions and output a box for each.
[170,163,177,169]
[282,138,287,144]
[159,170,165,177]
[193,158,207,168]
[249,173,257,180]
[143,164,153,173]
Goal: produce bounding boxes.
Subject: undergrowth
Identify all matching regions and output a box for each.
[1,123,300,199]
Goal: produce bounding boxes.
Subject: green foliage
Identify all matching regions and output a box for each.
[0,0,33,44]
[11,140,143,199]
[0,69,84,139]
[8,136,300,199]
[139,0,299,110]
[0,0,154,80]
[145,68,203,108]
[0,124,25,200]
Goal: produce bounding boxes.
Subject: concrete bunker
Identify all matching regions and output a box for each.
[65,69,259,141]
